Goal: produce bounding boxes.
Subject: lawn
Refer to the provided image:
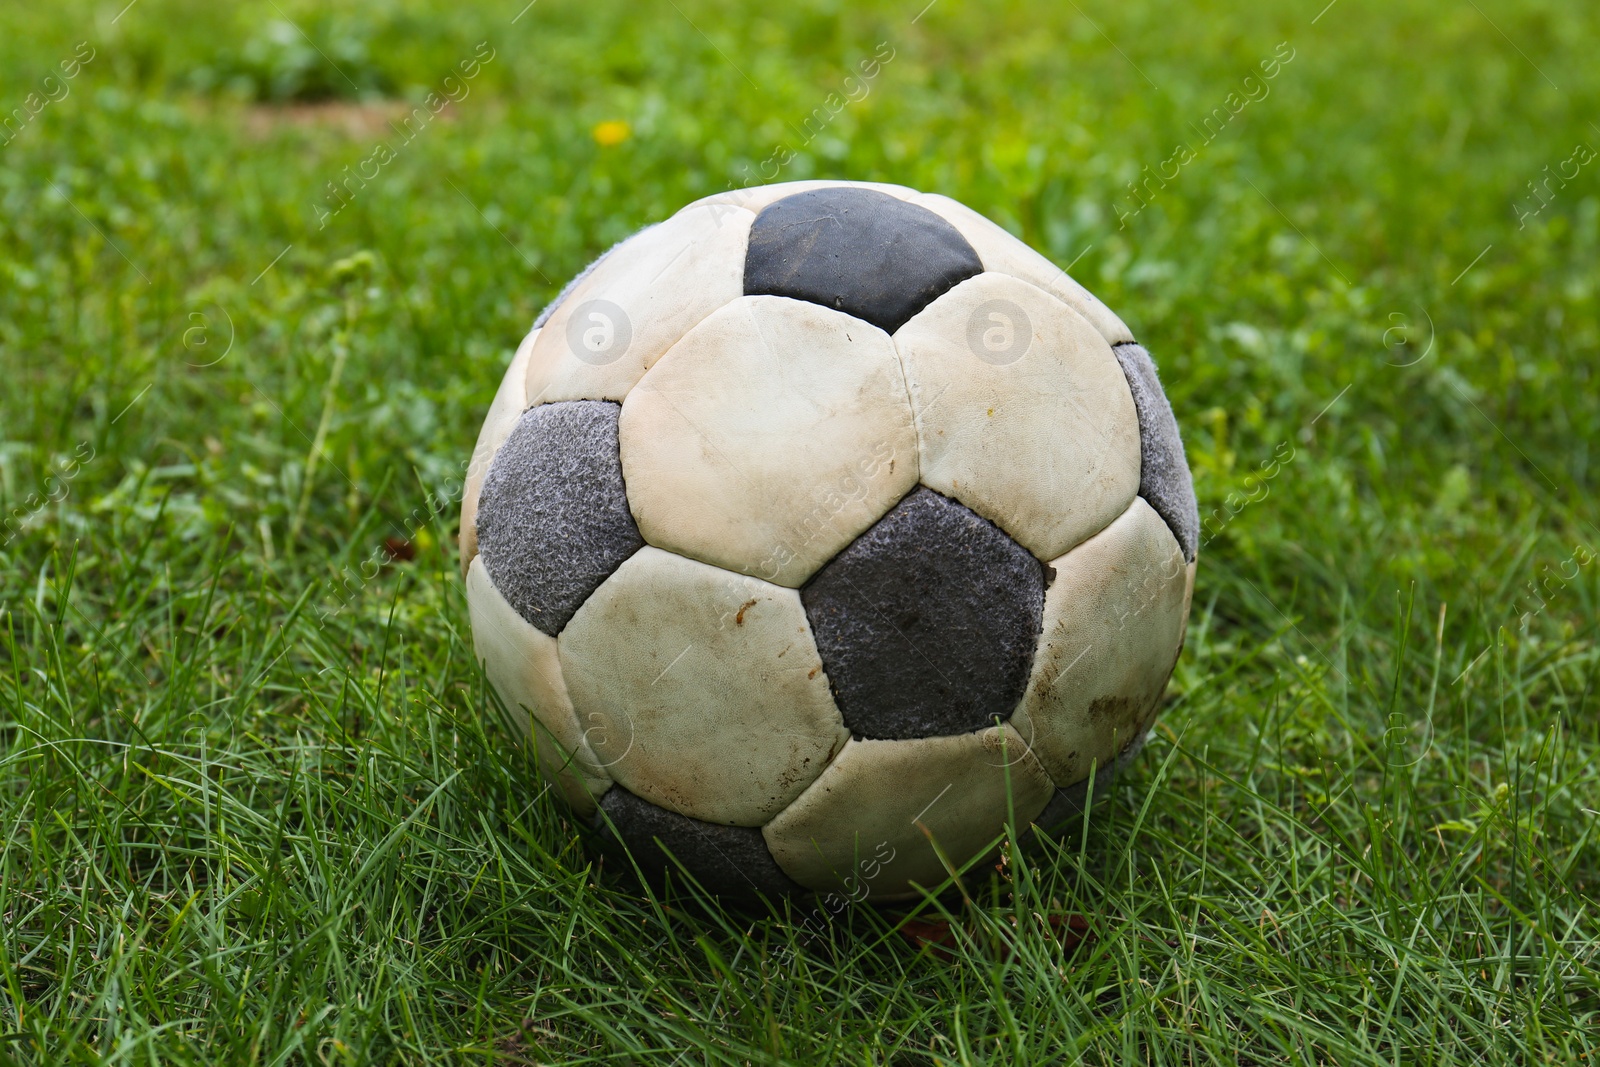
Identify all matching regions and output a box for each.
[2,0,1598,1062]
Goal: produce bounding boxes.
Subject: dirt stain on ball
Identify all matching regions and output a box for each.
[1088,694,1137,724]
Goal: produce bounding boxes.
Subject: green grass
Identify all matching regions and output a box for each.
[3,0,1599,1062]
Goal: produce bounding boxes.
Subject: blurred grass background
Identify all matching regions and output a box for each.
[1,0,1598,1063]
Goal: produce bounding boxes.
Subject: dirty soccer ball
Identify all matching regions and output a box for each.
[459,180,1198,902]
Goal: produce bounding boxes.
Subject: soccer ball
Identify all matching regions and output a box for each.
[459,180,1197,902]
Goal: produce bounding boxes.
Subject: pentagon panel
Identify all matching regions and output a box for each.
[801,486,1045,740]
[620,296,918,587]
[465,558,611,815]
[894,272,1141,561]
[474,400,644,637]
[1112,343,1200,562]
[459,329,535,576]
[744,186,983,334]
[559,547,848,827]
[762,725,1054,899]
[595,786,803,901]
[525,202,752,405]
[1008,498,1187,787]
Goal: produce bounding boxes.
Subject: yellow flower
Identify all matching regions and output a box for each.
[592,120,631,146]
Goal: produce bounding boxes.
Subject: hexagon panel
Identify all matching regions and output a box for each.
[908,192,1135,346]
[558,546,849,827]
[1032,729,1149,832]
[619,295,919,587]
[1008,497,1188,788]
[894,272,1142,562]
[524,202,753,406]
[762,724,1054,899]
[465,558,612,816]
